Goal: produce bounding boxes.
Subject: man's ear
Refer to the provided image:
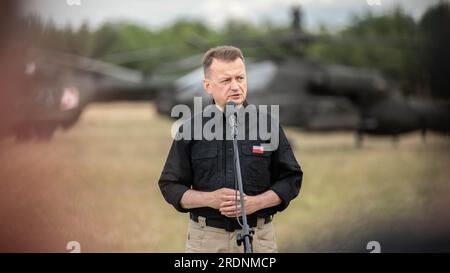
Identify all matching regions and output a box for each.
[203,78,212,95]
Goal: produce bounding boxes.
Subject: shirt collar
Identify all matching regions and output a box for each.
[214,100,248,112]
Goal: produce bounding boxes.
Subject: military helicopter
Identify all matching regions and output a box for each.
[151,6,450,146]
[1,46,161,141]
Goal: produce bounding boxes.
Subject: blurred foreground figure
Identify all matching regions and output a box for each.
[0,0,85,252]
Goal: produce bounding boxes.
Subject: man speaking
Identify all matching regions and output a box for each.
[159,45,303,253]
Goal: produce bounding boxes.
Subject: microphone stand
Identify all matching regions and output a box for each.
[229,112,254,253]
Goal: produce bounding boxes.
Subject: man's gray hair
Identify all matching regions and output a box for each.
[202,45,244,77]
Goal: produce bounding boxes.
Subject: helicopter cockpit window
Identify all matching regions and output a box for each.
[246,61,277,92]
[175,67,203,91]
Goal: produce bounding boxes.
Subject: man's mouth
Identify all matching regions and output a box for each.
[229,94,241,99]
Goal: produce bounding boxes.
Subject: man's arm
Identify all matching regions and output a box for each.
[249,190,282,212]
[158,137,193,213]
[218,190,281,217]
[269,126,303,212]
[179,185,282,218]
[180,188,246,211]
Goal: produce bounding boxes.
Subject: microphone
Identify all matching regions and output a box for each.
[226,101,237,108]
[226,100,253,253]
[225,101,238,128]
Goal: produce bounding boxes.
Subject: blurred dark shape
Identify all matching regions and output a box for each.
[0,0,66,252]
[327,206,450,253]
[352,228,450,253]
[5,49,85,141]
[1,45,160,142]
[308,221,450,253]
[0,2,80,141]
[419,1,450,99]
[0,1,22,140]
[291,4,302,35]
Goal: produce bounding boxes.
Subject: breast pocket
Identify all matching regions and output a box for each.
[240,143,272,192]
[191,141,219,191]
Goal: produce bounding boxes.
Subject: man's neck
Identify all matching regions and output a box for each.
[215,103,242,112]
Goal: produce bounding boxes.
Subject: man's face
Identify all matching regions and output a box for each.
[203,58,247,109]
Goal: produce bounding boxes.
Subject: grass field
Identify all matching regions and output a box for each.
[1,102,449,252]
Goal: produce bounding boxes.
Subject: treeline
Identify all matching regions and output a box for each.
[21,2,450,99]
[22,15,284,72]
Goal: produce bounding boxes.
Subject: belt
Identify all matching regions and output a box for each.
[190,213,272,232]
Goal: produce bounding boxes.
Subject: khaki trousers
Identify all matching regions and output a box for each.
[185,217,278,253]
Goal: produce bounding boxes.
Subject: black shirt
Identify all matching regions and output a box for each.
[158,103,303,222]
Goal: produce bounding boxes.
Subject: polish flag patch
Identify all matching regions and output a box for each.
[252,145,264,154]
[60,87,80,111]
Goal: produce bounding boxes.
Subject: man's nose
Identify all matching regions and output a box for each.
[230,78,239,91]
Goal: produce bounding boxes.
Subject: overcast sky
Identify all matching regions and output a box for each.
[20,0,442,30]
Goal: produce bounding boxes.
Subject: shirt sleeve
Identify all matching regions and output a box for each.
[269,126,303,212]
[158,136,193,213]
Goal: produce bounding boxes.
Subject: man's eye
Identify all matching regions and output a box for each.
[222,79,230,84]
